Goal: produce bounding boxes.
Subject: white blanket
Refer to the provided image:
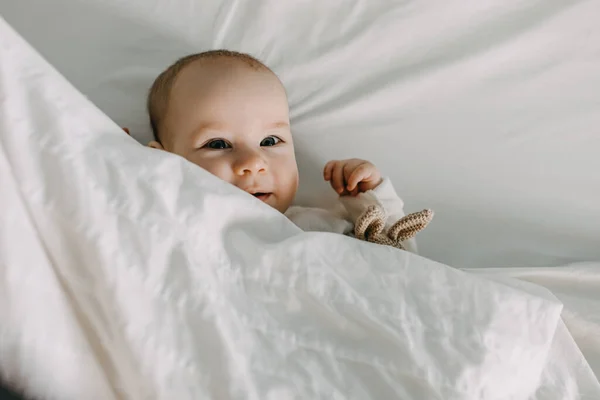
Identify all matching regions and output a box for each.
[0,17,598,400]
[466,264,600,386]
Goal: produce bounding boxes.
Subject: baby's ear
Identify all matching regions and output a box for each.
[148,141,164,150]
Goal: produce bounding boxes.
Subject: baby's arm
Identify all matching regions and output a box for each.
[324,159,418,253]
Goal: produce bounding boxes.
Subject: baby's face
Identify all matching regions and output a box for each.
[155,61,298,213]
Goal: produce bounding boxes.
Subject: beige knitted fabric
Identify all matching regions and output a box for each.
[354,205,434,250]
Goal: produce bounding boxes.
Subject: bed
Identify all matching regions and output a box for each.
[1,1,599,398]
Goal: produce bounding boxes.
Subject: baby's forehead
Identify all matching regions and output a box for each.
[177,56,273,83]
[169,59,286,106]
[162,58,289,140]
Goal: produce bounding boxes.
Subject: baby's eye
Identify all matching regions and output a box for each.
[260,136,282,147]
[205,139,231,150]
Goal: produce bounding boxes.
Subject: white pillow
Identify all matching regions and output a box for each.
[1,1,599,268]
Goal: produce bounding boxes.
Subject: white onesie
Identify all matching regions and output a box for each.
[285,177,417,253]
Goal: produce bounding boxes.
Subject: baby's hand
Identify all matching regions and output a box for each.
[323,159,383,196]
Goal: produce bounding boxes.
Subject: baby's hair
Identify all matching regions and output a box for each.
[147,49,272,143]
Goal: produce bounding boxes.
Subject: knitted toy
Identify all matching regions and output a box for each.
[354,206,434,250]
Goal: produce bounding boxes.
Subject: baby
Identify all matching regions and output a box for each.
[145,50,419,252]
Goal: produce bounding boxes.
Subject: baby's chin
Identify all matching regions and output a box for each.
[266,194,293,214]
[247,191,280,212]
[266,195,288,214]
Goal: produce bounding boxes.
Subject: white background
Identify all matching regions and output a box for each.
[1,0,599,268]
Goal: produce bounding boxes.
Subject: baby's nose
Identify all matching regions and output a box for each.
[234,151,267,175]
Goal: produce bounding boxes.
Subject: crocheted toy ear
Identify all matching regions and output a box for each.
[354,206,434,250]
[354,205,388,243]
[387,209,434,244]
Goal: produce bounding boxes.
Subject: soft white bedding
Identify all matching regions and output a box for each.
[467,263,600,383]
[1,16,599,399]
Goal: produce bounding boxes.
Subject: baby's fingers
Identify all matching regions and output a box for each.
[331,162,347,194]
[346,162,370,191]
[323,160,336,181]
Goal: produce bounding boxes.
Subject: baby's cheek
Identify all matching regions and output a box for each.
[192,158,234,183]
[281,168,299,203]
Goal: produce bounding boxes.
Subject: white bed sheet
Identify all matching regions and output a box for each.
[1,15,600,399]
[467,263,600,382]
[0,0,599,269]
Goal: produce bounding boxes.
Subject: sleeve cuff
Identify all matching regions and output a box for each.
[371,177,404,207]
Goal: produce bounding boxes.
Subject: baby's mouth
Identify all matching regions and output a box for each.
[252,192,272,202]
